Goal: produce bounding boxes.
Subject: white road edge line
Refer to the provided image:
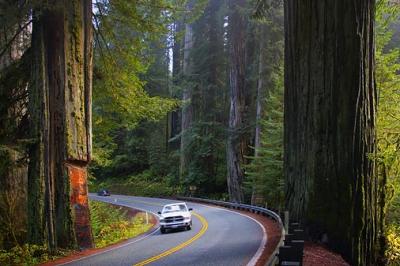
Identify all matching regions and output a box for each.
[192,202,268,266]
[244,215,267,266]
[58,196,161,266]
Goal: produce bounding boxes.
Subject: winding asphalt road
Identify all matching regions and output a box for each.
[61,194,266,266]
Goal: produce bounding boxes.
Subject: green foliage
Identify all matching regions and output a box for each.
[375,1,400,263]
[90,170,179,197]
[177,0,229,196]
[245,73,284,210]
[92,0,216,193]
[90,200,152,248]
[0,156,27,250]
[0,16,30,252]
[386,225,400,265]
[0,200,152,265]
[243,2,284,208]
[92,0,180,167]
[184,122,227,196]
[0,244,70,266]
[0,50,30,146]
[376,0,400,227]
[252,0,282,20]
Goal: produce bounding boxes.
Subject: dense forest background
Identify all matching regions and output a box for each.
[92,1,400,263]
[0,0,399,265]
[91,0,285,202]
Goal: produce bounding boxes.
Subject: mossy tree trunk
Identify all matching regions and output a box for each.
[28,0,94,251]
[28,14,47,246]
[226,0,246,203]
[284,0,382,265]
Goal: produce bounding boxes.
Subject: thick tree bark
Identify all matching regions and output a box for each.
[251,26,265,205]
[28,16,47,246]
[202,0,220,186]
[227,0,246,203]
[284,1,381,265]
[179,17,193,182]
[28,0,94,250]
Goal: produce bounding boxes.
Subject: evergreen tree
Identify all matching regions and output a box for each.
[183,0,228,196]
[246,77,284,210]
[89,0,189,181]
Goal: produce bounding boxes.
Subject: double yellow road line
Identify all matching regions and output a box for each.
[133,212,209,266]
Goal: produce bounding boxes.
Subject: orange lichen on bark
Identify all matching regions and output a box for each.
[69,164,88,205]
[67,163,93,249]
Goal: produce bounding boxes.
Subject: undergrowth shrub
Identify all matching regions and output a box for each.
[0,200,151,265]
[90,171,177,197]
[387,225,400,265]
[0,244,69,265]
[90,200,152,248]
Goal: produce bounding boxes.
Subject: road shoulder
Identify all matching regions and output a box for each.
[41,203,159,266]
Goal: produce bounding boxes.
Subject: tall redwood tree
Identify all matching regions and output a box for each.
[226,0,247,203]
[28,0,94,250]
[284,1,383,265]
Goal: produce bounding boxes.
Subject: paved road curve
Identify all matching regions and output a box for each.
[61,194,266,266]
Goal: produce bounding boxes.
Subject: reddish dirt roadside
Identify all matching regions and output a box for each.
[303,242,349,266]
[234,210,281,266]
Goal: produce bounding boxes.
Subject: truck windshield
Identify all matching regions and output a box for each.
[162,204,187,213]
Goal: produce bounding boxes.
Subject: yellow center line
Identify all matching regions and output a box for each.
[133,212,209,266]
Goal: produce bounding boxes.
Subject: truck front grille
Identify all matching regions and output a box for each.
[164,216,184,223]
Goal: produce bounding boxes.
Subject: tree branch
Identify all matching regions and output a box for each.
[0,20,32,60]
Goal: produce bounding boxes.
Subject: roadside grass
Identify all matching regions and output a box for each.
[387,224,400,265]
[0,200,152,265]
[90,200,153,248]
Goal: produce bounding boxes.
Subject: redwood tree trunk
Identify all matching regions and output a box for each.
[284,1,381,265]
[179,17,193,182]
[28,15,46,246]
[251,26,265,205]
[227,0,246,203]
[28,0,94,250]
[167,21,182,151]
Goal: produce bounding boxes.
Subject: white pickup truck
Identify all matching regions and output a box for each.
[158,202,193,234]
